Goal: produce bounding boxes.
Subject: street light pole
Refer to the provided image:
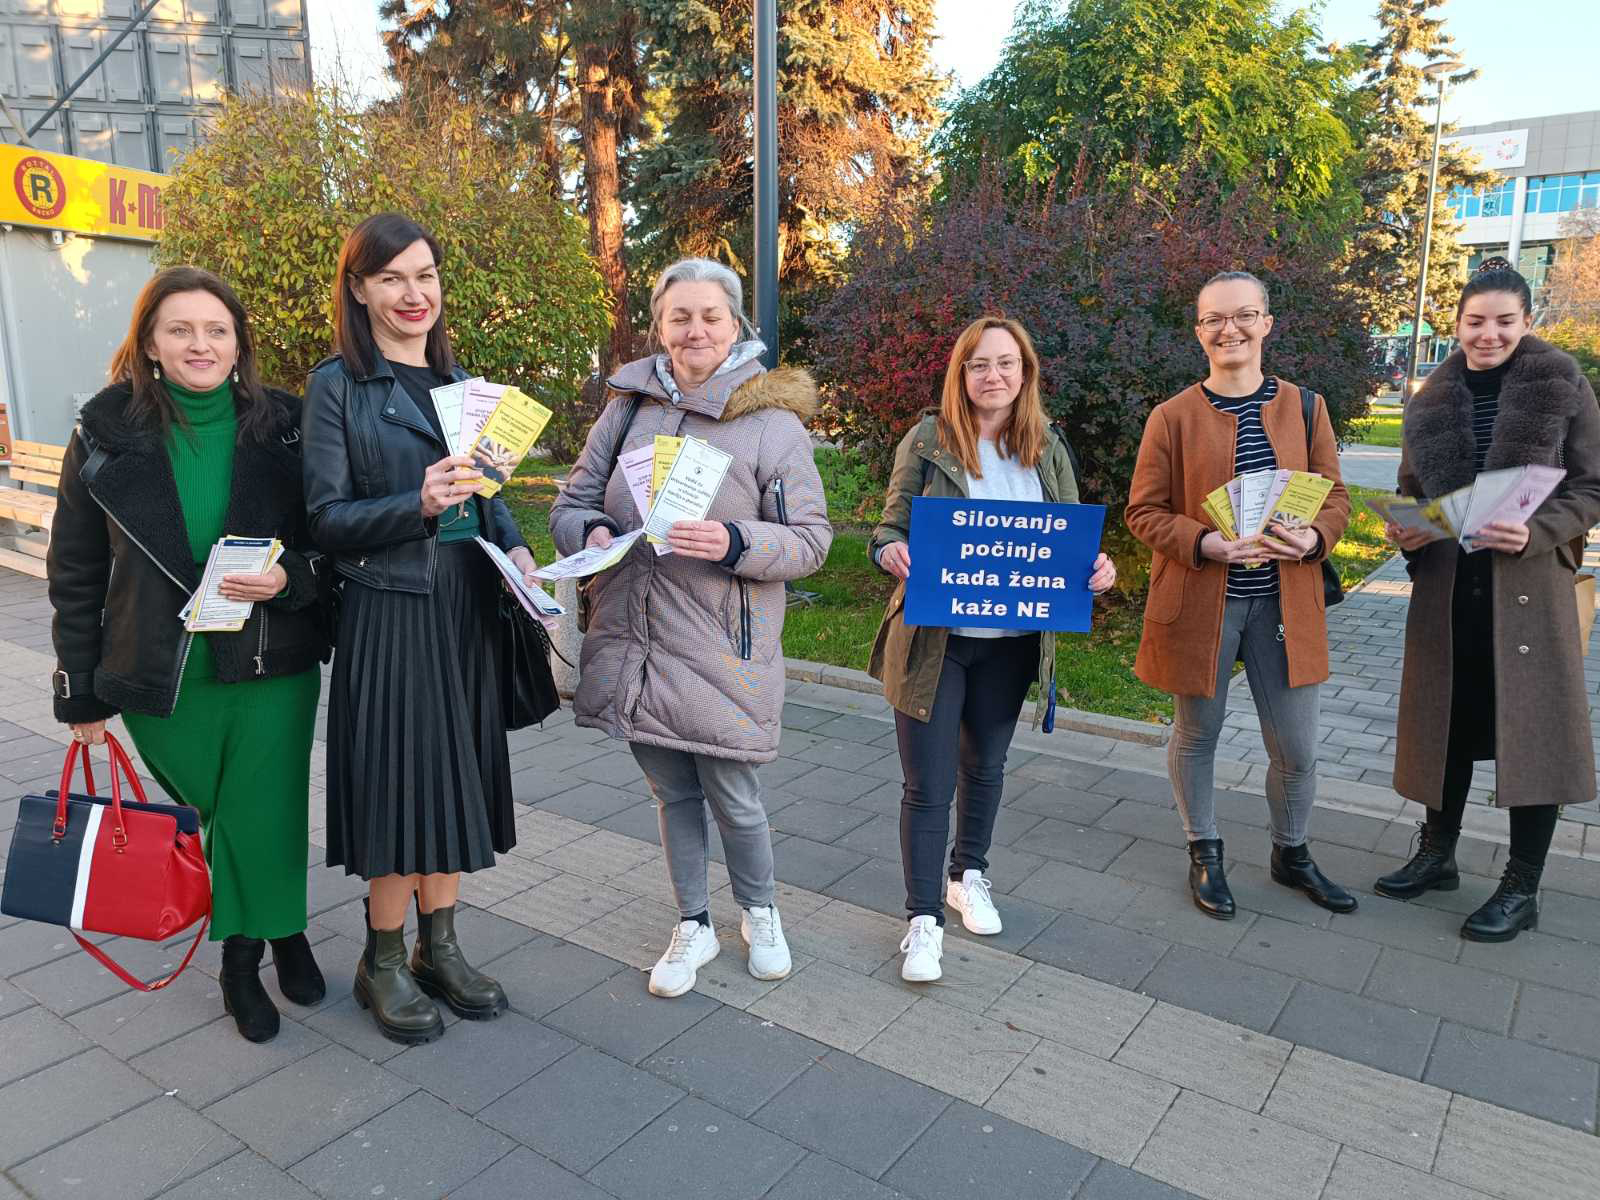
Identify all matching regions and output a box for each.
[1405,60,1462,399]
[753,0,779,369]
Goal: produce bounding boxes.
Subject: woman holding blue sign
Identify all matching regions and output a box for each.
[869,317,1116,982]
[1126,271,1354,921]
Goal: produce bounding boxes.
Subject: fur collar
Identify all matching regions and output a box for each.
[1404,336,1588,497]
[608,355,818,424]
[79,380,300,451]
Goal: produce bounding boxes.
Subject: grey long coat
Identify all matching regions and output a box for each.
[549,356,832,762]
[1394,336,1600,809]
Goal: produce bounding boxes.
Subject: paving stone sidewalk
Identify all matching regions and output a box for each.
[1,569,1599,1199]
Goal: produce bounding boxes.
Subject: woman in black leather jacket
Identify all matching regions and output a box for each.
[302,213,532,1045]
[49,266,328,1044]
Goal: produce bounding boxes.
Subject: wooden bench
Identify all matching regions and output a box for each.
[0,440,66,578]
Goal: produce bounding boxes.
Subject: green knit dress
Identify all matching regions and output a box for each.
[121,380,321,942]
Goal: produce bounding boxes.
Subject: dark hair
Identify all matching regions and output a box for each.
[107,266,276,443]
[1456,267,1532,319]
[1197,270,1270,315]
[332,213,454,377]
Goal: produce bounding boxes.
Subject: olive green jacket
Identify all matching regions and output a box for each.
[868,412,1081,725]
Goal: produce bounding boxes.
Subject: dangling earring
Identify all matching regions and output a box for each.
[151,361,160,380]
[232,367,240,383]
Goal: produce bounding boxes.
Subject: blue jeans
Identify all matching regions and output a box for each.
[1169,595,1320,847]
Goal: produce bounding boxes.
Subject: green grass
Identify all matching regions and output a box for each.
[498,456,1398,726]
[1348,409,1402,447]
[1331,485,1396,590]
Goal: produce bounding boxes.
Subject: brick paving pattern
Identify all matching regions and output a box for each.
[1,567,1598,1199]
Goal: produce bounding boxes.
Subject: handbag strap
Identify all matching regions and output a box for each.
[60,733,209,991]
[73,918,210,992]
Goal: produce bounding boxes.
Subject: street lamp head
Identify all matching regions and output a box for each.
[1421,59,1464,78]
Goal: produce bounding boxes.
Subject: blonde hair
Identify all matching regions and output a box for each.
[937,316,1047,476]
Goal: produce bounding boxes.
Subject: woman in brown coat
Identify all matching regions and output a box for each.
[1378,268,1600,941]
[1126,271,1353,920]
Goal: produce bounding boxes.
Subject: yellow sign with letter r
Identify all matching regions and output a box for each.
[0,145,169,243]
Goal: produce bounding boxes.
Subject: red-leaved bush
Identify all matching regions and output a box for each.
[809,171,1377,513]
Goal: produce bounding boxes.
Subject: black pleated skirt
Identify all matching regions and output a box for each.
[325,540,516,879]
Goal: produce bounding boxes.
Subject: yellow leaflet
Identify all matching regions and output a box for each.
[648,435,686,543]
[468,386,553,497]
[1203,485,1237,540]
[1264,472,1333,532]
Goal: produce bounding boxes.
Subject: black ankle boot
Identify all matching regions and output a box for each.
[1374,822,1460,900]
[1187,838,1235,920]
[1461,856,1541,942]
[220,936,280,1043]
[354,900,444,1045]
[269,932,327,1007]
[1271,842,1359,913]
[412,904,507,1020]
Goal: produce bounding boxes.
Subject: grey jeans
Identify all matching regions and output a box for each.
[629,743,777,919]
[1169,594,1320,847]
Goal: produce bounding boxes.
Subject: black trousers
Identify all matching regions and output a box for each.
[1425,550,1559,868]
[895,633,1039,921]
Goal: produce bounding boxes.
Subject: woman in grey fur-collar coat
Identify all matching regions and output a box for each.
[1380,269,1600,942]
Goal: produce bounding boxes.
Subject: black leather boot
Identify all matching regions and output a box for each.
[412,904,508,1020]
[354,902,444,1045]
[1271,842,1359,913]
[268,932,327,1007]
[220,936,280,1043]
[1187,838,1235,920]
[1373,822,1460,900]
[1461,856,1541,942]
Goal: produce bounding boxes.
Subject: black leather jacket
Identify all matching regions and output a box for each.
[301,352,526,593]
[48,383,328,725]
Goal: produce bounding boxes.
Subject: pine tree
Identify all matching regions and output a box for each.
[628,0,943,299]
[1346,0,1496,335]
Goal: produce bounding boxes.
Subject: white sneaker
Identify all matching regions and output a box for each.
[947,869,1003,935]
[740,905,792,980]
[648,920,719,998]
[899,915,944,982]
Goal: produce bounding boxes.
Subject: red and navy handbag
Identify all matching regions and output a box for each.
[0,733,211,991]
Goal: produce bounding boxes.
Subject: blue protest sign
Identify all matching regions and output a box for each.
[905,497,1106,633]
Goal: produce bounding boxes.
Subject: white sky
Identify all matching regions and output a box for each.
[308,0,1600,129]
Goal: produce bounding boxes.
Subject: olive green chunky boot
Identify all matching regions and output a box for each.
[354,902,444,1045]
[411,904,508,1020]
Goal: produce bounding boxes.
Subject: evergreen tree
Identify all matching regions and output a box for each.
[1345,0,1495,335]
[382,1,647,369]
[628,0,943,298]
[935,0,1364,223]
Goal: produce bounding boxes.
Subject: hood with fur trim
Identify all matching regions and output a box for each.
[606,354,818,425]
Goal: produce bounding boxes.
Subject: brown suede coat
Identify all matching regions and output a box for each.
[1394,336,1600,809]
[1125,380,1350,697]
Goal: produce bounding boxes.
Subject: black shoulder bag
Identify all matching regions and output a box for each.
[576,395,643,633]
[1301,389,1345,608]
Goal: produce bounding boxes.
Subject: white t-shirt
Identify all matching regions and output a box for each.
[955,438,1043,639]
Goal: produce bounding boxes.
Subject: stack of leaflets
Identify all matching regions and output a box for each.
[473,537,566,628]
[1202,469,1336,546]
[428,378,554,497]
[180,536,286,632]
[534,434,734,579]
[1366,465,1565,550]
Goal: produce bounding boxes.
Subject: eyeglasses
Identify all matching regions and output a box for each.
[1197,310,1263,334]
[963,356,1022,376]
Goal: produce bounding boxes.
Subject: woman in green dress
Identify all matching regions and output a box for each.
[48,267,329,1043]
